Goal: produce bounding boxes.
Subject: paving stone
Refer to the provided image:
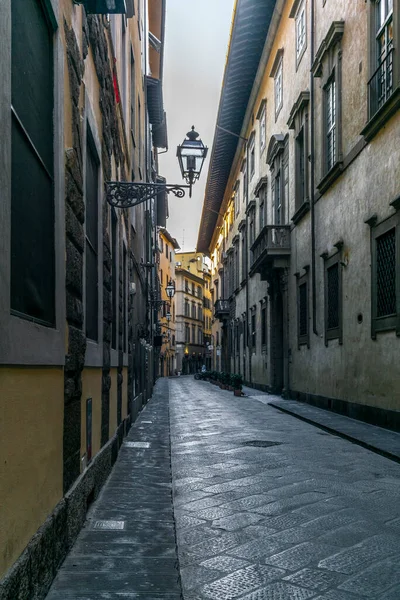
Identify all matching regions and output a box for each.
[175,514,206,529]
[265,542,336,571]
[235,581,316,600]
[180,564,222,591]
[212,512,264,531]
[177,525,221,545]
[284,568,346,590]
[338,557,400,597]
[312,592,359,600]
[201,564,285,599]
[200,555,251,572]
[318,534,400,574]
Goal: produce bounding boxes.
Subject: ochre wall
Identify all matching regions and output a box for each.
[0,368,64,577]
[80,368,102,466]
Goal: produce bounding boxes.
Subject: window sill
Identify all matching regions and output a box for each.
[292,200,310,225]
[317,161,343,195]
[361,86,400,142]
[372,314,400,339]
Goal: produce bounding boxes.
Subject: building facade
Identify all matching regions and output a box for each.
[175,252,209,374]
[157,227,180,377]
[198,0,400,430]
[0,0,168,595]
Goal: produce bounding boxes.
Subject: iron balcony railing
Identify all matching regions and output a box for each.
[214,299,230,320]
[368,48,394,119]
[250,225,291,271]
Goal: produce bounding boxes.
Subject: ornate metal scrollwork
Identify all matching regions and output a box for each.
[106,181,190,208]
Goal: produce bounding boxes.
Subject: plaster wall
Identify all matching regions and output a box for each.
[0,368,63,577]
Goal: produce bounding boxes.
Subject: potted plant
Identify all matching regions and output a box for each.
[231,373,243,396]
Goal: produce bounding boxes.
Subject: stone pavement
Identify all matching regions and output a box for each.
[170,377,400,599]
[46,376,400,599]
[46,378,181,599]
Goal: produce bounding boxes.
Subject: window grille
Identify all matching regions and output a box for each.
[327,262,339,329]
[326,78,336,171]
[111,210,118,349]
[299,282,308,337]
[376,228,396,317]
[275,61,283,114]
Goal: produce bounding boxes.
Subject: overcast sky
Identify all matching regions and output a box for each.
[159,0,235,252]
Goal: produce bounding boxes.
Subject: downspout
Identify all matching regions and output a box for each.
[310,0,318,336]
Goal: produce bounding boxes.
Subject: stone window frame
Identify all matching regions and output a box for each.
[288,91,310,224]
[270,49,284,120]
[233,180,240,217]
[241,157,248,206]
[239,219,247,285]
[296,268,310,348]
[362,0,400,141]
[256,99,267,156]
[84,97,104,368]
[312,21,344,195]
[321,244,343,346]
[367,198,400,338]
[267,134,289,226]
[0,0,66,366]
[290,0,307,70]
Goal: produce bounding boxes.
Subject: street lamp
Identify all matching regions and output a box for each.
[165,279,175,299]
[166,312,171,322]
[106,127,207,208]
[176,127,208,197]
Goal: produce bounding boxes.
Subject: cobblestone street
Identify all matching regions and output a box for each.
[47,377,400,599]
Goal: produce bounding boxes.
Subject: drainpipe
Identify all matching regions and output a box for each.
[310,0,318,336]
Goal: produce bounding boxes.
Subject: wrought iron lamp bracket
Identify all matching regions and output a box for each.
[106,181,192,209]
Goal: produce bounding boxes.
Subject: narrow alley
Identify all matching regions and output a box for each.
[46,377,400,600]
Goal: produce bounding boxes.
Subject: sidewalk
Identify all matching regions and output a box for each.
[46,378,181,600]
[240,386,400,463]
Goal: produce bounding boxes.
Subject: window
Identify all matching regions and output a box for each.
[297,271,309,347]
[138,96,142,172]
[130,49,136,145]
[251,308,256,352]
[185,323,190,343]
[165,243,169,258]
[234,241,239,291]
[185,279,189,293]
[324,252,343,344]
[259,186,266,231]
[249,134,255,179]
[160,269,163,286]
[325,76,336,172]
[191,302,196,318]
[273,56,283,118]
[192,282,195,295]
[257,100,266,155]
[85,131,99,341]
[267,134,288,226]
[296,2,306,66]
[261,302,267,351]
[234,182,240,217]
[242,160,248,205]
[312,21,344,189]
[241,231,246,282]
[192,324,196,343]
[158,235,163,252]
[197,285,202,299]
[288,91,310,219]
[370,208,400,337]
[11,0,55,326]
[367,0,395,121]
[198,327,202,345]
[111,210,118,349]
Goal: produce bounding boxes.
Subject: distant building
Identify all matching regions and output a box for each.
[198,0,400,429]
[175,252,209,374]
[157,228,180,376]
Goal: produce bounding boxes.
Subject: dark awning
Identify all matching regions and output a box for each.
[197,0,277,254]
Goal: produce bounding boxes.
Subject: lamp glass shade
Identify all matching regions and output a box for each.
[177,127,208,184]
[165,280,175,298]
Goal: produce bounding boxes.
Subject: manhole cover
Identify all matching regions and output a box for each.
[92,520,126,530]
[124,441,151,448]
[241,440,282,448]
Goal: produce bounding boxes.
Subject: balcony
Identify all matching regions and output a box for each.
[214,299,230,321]
[250,225,291,279]
[368,48,394,120]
